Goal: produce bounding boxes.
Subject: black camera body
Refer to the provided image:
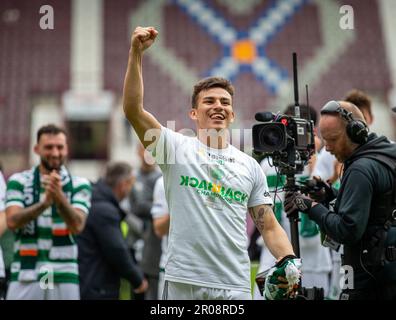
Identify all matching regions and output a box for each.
[252,112,324,301]
[251,53,324,300]
[252,112,315,175]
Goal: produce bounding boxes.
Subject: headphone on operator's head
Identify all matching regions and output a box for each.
[320,100,369,145]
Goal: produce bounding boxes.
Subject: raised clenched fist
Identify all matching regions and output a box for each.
[131,26,158,52]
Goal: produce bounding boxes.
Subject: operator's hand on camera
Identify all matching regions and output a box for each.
[304,176,337,204]
[284,191,315,216]
[264,255,302,300]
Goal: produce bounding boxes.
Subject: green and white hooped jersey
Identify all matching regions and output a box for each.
[5,166,91,284]
[0,171,6,278]
[151,127,273,293]
[260,159,319,238]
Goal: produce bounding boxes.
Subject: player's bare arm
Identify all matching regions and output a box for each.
[248,204,294,260]
[6,183,53,230]
[123,26,161,149]
[47,171,86,234]
[153,214,170,238]
[6,201,51,231]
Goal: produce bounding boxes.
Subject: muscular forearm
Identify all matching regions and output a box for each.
[262,224,294,260]
[122,27,161,148]
[7,202,49,230]
[249,205,294,260]
[123,49,144,122]
[56,199,85,234]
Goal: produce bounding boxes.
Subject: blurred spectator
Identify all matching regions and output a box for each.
[126,144,161,300]
[0,164,15,301]
[77,162,147,299]
[344,89,374,125]
[5,124,91,300]
[0,169,6,299]
[151,176,170,299]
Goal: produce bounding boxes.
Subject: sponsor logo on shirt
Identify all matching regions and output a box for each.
[179,175,248,204]
[206,152,235,164]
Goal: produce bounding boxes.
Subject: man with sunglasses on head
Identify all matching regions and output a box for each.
[285,100,396,300]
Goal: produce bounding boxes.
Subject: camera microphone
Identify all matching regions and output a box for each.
[255,112,275,122]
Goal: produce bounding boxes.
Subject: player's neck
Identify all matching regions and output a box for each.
[197,129,230,149]
[39,164,51,175]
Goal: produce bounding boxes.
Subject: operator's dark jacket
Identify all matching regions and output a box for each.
[77,179,144,299]
[308,133,396,290]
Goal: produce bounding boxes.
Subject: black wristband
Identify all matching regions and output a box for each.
[275,254,298,268]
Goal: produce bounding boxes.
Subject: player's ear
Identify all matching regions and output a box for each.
[230,111,235,123]
[189,108,197,120]
[33,144,39,155]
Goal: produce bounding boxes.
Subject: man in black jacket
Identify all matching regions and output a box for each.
[127,144,161,300]
[77,162,148,299]
[285,101,396,300]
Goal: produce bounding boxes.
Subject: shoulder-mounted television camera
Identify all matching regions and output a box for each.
[252,53,323,300]
[252,111,315,175]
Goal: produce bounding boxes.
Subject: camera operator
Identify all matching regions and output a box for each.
[284,100,396,300]
[312,89,376,299]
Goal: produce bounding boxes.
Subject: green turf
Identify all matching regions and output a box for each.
[250,261,260,294]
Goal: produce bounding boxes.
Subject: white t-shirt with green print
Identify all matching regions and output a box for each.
[152,127,273,293]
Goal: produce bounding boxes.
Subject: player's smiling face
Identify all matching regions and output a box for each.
[190,87,235,131]
[34,133,68,172]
